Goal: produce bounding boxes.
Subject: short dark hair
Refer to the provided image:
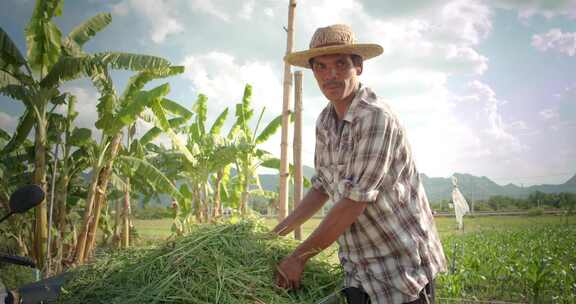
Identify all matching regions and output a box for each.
[350,54,363,67]
[309,54,363,69]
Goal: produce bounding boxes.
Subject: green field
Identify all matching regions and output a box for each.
[134,215,576,303]
[135,215,576,241]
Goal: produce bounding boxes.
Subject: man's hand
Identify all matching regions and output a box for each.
[275,254,306,290]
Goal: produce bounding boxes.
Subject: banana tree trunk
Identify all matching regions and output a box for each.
[113,198,121,247]
[193,185,202,223]
[54,174,69,273]
[240,190,248,216]
[202,182,210,223]
[84,133,122,259]
[32,115,48,271]
[239,163,250,216]
[213,171,223,218]
[74,133,122,264]
[122,178,130,248]
[74,161,100,264]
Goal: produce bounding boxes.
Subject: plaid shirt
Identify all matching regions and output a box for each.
[311,85,447,304]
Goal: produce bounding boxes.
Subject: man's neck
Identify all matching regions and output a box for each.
[332,83,360,120]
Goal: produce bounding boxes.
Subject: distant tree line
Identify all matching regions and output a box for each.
[433,191,576,213]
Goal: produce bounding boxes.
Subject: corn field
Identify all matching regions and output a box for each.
[437,222,576,303]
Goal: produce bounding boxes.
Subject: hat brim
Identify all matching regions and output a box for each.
[284,44,383,68]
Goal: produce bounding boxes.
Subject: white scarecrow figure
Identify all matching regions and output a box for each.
[452,176,470,230]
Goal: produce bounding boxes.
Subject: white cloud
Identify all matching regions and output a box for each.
[492,0,576,19]
[508,120,528,131]
[62,86,101,136]
[550,120,576,132]
[532,29,576,57]
[185,0,281,22]
[0,112,18,134]
[188,0,230,21]
[361,73,528,178]
[263,8,275,18]
[366,68,448,101]
[112,0,184,43]
[452,81,527,158]
[111,2,129,16]
[180,52,285,155]
[60,85,166,146]
[181,52,282,111]
[539,108,559,120]
[312,0,493,76]
[300,0,363,32]
[433,0,492,45]
[239,0,256,20]
[181,52,302,165]
[444,45,488,74]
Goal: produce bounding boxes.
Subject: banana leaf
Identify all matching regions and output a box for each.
[0,26,27,68]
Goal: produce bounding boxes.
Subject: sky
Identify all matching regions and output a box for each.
[1,0,575,186]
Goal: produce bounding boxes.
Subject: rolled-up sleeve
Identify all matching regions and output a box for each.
[311,121,328,194]
[311,174,326,193]
[339,111,399,203]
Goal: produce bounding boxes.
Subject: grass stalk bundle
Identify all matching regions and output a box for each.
[59,221,343,303]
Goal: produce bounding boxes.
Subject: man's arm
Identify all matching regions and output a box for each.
[275,197,368,289]
[272,188,329,236]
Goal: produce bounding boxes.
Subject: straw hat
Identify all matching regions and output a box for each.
[284,24,383,69]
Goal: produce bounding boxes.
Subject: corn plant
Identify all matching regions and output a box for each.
[438,224,576,303]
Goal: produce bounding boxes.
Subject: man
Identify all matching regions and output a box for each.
[272,24,447,304]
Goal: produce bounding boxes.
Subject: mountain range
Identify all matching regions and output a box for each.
[259,166,576,204]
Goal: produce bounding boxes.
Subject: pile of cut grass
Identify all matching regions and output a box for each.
[59,221,343,303]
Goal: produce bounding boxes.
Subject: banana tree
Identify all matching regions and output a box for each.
[71,71,186,263]
[227,84,284,215]
[0,0,114,268]
[133,142,196,234]
[109,139,188,247]
[6,4,188,262]
[141,93,236,224]
[185,95,237,222]
[104,67,192,248]
[45,94,94,273]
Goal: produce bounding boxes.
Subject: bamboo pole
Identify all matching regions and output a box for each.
[293,71,303,240]
[278,0,296,222]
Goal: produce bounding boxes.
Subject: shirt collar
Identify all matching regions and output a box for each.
[323,84,371,128]
[342,83,370,123]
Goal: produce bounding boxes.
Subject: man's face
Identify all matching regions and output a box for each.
[311,54,362,103]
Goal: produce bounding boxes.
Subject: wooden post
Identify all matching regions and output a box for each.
[278,0,296,222]
[293,71,303,240]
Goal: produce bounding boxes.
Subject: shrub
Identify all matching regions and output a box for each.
[526,207,544,217]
